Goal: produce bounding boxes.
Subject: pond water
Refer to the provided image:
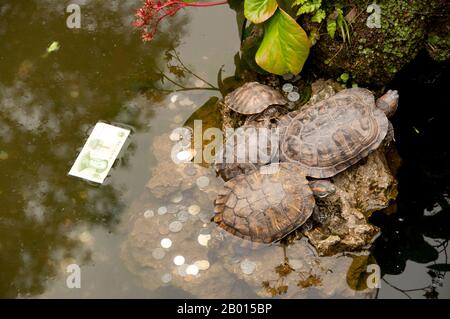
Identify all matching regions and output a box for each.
[0,1,448,299]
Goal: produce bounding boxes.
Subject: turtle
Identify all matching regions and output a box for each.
[224,82,287,115]
[216,84,288,181]
[278,88,399,178]
[214,163,335,244]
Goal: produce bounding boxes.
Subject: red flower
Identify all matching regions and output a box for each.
[133,0,228,43]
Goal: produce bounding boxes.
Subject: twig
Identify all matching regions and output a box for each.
[172,50,218,89]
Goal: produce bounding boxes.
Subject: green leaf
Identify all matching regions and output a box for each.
[244,0,278,24]
[296,0,321,16]
[311,9,325,22]
[340,72,349,83]
[327,19,336,39]
[255,8,311,75]
[291,0,307,6]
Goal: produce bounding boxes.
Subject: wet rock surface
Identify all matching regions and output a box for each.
[302,0,449,88]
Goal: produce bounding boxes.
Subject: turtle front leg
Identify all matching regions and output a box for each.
[376,90,399,118]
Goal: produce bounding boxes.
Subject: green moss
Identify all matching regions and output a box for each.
[302,0,447,88]
[426,23,450,62]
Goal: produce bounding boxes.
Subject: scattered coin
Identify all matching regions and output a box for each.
[282,83,294,93]
[188,205,200,215]
[287,92,300,102]
[169,131,182,141]
[170,95,179,103]
[176,150,194,162]
[170,192,183,203]
[143,209,154,218]
[186,264,199,276]
[160,238,172,249]
[177,210,190,222]
[158,206,168,215]
[167,204,178,214]
[196,176,210,189]
[197,234,211,247]
[152,248,166,260]
[173,255,185,266]
[195,260,210,270]
[183,165,198,176]
[78,231,94,245]
[287,102,296,110]
[169,221,183,233]
[178,264,188,277]
[161,273,172,283]
[240,259,256,275]
[282,73,294,81]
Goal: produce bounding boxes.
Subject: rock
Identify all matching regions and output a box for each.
[306,148,397,256]
[302,0,448,87]
[212,235,377,298]
[426,13,450,62]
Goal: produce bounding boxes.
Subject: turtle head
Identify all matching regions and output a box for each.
[308,180,336,198]
[376,89,399,118]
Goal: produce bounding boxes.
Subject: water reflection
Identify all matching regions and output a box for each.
[0,0,187,297]
[371,52,450,298]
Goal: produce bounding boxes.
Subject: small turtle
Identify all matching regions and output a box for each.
[214,163,335,244]
[224,82,287,115]
[279,88,399,178]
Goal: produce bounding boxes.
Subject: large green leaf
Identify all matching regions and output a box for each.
[255,8,311,75]
[244,0,278,24]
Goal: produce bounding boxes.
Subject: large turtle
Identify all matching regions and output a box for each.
[224,82,287,115]
[279,88,399,178]
[214,163,335,244]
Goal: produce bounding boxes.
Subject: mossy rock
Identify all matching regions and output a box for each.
[302,0,448,88]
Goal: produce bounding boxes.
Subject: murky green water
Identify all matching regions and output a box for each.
[0,1,448,299]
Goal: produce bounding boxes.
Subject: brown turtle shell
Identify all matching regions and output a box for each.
[214,163,315,243]
[224,82,287,115]
[279,88,389,178]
